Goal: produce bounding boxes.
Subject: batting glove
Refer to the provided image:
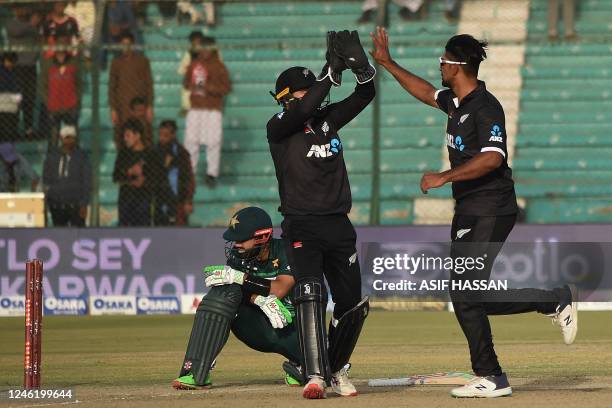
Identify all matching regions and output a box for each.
[203,265,245,287]
[254,295,293,329]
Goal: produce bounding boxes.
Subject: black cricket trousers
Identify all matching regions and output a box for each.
[281,214,362,319]
[450,214,560,377]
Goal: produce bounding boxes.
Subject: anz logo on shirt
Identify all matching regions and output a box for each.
[446,133,465,152]
[306,138,342,158]
[489,124,503,142]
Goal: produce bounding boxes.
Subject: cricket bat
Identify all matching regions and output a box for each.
[368,371,475,387]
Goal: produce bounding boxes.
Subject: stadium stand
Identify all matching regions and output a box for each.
[516,0,612,222]
[3,0,610,226]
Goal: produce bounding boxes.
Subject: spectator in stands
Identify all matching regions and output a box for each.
[183,36,231,188]
[113,119,162,226]
[177,31,209,116]
[0,52,22,144]
[155,120,195,226]
[358,0,461,23]
[115,97,153,148]
[0,142,39,193]
[42,1,80,59]
[133,1,177,25]
[177,1,216,26]
[109,31,153,149]
[548,0,576,40]
[40,35,81,150]
[42,125,91,227]
[104,0,141,47]
[65,0,96,52]
[5,4,41,139]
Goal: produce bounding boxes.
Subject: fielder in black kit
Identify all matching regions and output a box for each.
[371,28,578,398]
[267,30,375,399]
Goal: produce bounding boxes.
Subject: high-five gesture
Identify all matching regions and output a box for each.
[369,26,392,67]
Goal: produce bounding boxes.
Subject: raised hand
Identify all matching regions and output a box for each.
[369,26,392,67]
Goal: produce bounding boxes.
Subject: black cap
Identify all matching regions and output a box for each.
[223,207,272,242]
[274,66,315,102]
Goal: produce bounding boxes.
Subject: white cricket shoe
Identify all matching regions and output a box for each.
[302,376,326,399]
[551,284,578,345]
[451,373,512,398]
[331,364,358,397]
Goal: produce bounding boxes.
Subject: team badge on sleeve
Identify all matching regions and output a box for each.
[489,125,503,142]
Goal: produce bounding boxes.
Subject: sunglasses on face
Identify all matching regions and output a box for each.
[439,57,467,66]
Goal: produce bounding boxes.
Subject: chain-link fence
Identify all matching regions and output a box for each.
[1,0,607,227]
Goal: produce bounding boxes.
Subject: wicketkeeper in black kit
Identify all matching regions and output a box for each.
[371,27,578,398]
[267,30,375,399]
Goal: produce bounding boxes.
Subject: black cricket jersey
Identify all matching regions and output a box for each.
[267,76,375,216]
[435,81,518,216]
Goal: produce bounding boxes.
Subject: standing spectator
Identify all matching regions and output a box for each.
[42,125,91,227]
[113,119,162,226]
[0,53,22,144]
[42,1,80,59]
[115,97,153,148]
[183,36,231,188]
[5,4,41,139]
[65,0,96,51]
[155,120,195,226]
[0,142,39,193]
[177,31,209,115]
[548,0,576,40]
[40,35,81,150]
[109,31,153,148]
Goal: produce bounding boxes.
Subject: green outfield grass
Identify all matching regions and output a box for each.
[1,310,611,390]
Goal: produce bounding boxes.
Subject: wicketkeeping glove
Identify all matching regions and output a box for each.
[318,31,347,87]
[203,265,245,287]
[334,30,376,84]
[254,295,293,329]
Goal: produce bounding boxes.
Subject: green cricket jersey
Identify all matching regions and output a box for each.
[239,238,295,317]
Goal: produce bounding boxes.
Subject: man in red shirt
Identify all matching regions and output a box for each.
[40,35,81,149]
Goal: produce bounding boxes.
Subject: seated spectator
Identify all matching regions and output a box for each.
[0,52,22,144]
[109,31,153,149]
[357,0,461,23]
[112,119,162,226]
[42,125,91,227]
[39,35,81,150]
[548,0,576,40]
[177,1,216,26]
[104,0,141,47]
[183,36,231,188]
[5,4,41,139]
[155,120,195,226]
[0,142,39,193]
[133,0,177,25]
[42,1,80,59]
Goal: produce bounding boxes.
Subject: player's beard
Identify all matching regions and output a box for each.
[441,76,450,88]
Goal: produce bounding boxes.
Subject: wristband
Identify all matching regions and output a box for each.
[243,274,271,296]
